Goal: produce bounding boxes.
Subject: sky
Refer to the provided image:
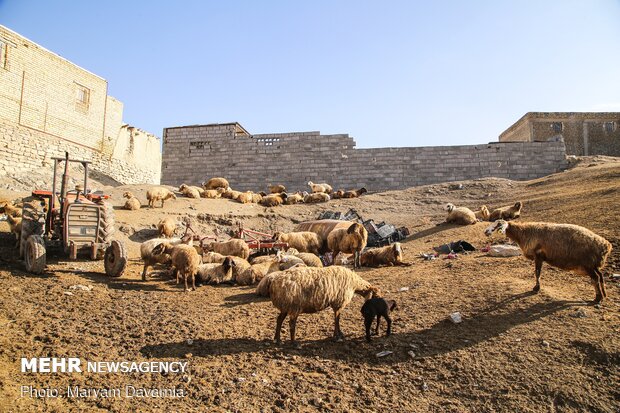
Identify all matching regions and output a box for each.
[1,0,619,148]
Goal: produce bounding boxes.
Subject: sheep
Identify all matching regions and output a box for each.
[265,266,379,344]
[202,188,226,199]
[202,251,227,263]
[202,177,229,190]
[196,257,236,285]
[236,191,254,204]
[327,222,368,268]
[221,188,242,200]
[285,193,304,205]
[342,187,367,198]
[260,193,287,207]
[360,243,410,267]
[474,205,490,221]
[237,258,281,286]
[361,298,397,342]
[147,187,177,208]
[444,203,477,225]
[178,184,202,199]
[304,193,330,203]
[204,238,250,259]
[293,252,323,267]
[485,220,612,303]
[140,237,184,280]
[277,252,306,270]
[122,191,141,210]
[489,201,523,221]
[331,190,345,200]
[229,256,252,281]
[268,184,286,194]
[157,217,177,238]
[6,214,22,247]
[152,243,202,292]
[251,193,263,203]
[0,202,22,217]
[273,231,322,255]
[307,181,332,193]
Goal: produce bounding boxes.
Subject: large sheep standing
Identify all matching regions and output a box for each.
[327,222,368,268]
[485,220,612,303]
[444,203,477,225]
[202,177,229,190]
[147,187,177,208]
[140,237,184,280]
[152,243,202,292]
[265,266,378,344]
[274,231,322,255]
[204,239,250,259]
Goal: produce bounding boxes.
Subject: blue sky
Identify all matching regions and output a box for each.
[1,0,619,147]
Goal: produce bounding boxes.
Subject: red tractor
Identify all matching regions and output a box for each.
[20,152,127,277]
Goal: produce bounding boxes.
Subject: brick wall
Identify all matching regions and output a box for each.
[162,125,568,192]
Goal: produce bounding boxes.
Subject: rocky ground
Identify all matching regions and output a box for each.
[0,157,618,412]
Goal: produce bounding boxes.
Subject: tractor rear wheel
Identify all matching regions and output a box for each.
[20,202,44,259]
[104,240,127,277]
[24,235,46,274]
[98,201,115,244]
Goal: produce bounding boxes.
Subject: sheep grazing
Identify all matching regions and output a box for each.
[6,214,22,247]
[122,191,141,210]
[485,220,612,303]
[273,231,322,255]
[196,257,236,285]
[361,298,397,342]
[489,201,523,221]
[285,193,304,205]
[152,243,202,292]
[360,243,410,267]
[157,217,177,238]
[474,205,490,221]
[304,192,330,203]
[204,238,250,259]
[140,237,184,280]
[265,266,379,344]
[147,187,177,208]
[444,203,477,225]
[342,187,367,199]
[307,181,332,193]
[0,202,22,217]
[178,184,202,199]
[260,193,287,207]
[327,222,368,268]
[202,177,229,190]
[268,184,286,194]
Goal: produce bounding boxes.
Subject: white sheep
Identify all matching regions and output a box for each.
[196,257,236,285]
[327,222,368,268]
[147,187,177,208]
[444,203,477,225]
[485,220,612,303]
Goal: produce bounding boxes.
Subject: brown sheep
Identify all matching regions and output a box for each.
[147,187,177,208]
[342,187,367,198]
[236,191,254,204]
[268,184,286,194]
[157,217,177,238]
[221,188,242,200]
[179,184,202,199]
[6,214,22,247]
[204,239,250,259]
[444,203,477,225]
[293,252,323,267]
[489,201,523,221]
[285,193,304,205]
[202,177,229,190]
[202,188,226,199]
[274,231,322,255]
[260,193,287,207]
[152,243,202,292]
[485,220,612,303]
[237,258,281,286]
[360,243,411,267]
[304,193,330,203]
[327,222,368,268]
[122,191,141,210]
[265,266,378,344]
[331,190,345,200]
[0,202,22,217]
[474,205,490,221]
[140,237,184,280]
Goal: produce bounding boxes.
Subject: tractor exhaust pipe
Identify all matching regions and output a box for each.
[59,151,70,218]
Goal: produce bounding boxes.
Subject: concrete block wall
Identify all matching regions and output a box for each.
[162,124,568,192]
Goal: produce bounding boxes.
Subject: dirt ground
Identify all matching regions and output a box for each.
[0,157,618,412]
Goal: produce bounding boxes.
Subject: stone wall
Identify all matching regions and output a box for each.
[161,124,568,191]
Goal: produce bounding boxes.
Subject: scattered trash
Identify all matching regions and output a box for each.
[449,312,463,324]
[69,284,93,292]
[515,338,522,342]
[433,240,476,255]
[571,309,587,318]
[610,273,620,280]
[63,291,74,296]
[236,377,246,383]
[408,351,416,358]
[420,253,437,261]
[443,252,458,260]
[480,244,491,253]
[487,245,521,257]
[542,340,550,347]
[421,382,429,391]
[449,183,464,190]
[398,287,410,292]
[186,339,194,345]
[376,351,393,358]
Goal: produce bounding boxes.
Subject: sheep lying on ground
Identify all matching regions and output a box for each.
[237,258,281,286]
[304,193,330,203]
[179,184,202,199]
[361,298,397,342]
[122,191,141,210]
[202,177,229,190]
[489,201,523,221]
[196,257,235,285]
[342,187,367,198]
[444,203,477,225]
[157,217,177,238]
[268,184,286,194]
[140,237,184,280]
[202,251,226,263]
[221,188,242,200]
[0,202,22,217]
[285,193,304,205]
[261,193,287,207]
[474,205,490,221]
[6,215,22,247]
[331,190,345,199]
[265,266,379,344]
[236,191,255,204]
[152,243,202,292]
[202,188,226,199]
[274,231,322,255]
[307,181,333,193]
[293,252,323,267]
[360,243,410,267]
[147,187,177,208]
[327,222,368,268]
[485,220,612,303]
[204,239,250,259]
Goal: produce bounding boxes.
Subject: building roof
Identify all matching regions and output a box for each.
[164,122,250,136]
[500,112,620,139]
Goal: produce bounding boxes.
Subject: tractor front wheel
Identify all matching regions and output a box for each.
[24,235,46,274]
[104,240,127,277]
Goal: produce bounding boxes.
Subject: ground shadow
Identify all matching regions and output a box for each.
[222,290,268,307]
[129,228,158,242]
[53,269,173,292]
[407,223,464,241]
